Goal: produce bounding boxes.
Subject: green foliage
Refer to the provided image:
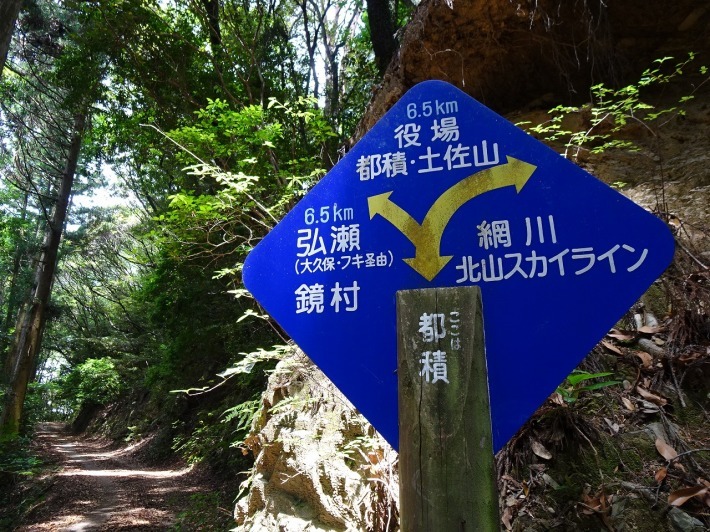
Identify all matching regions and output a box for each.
[222,398,261,447]
[0,186,37,353]
[171,396,258,468]
[340,433,382,465]
[22,382,71,425]
[167,346,286,461]
[47,208,149,371]
[1,0,378,484]
[136,251,277,399]
[170,492,234,531]
[149,97,335,295]
[166,96,333,206]
[167,350,285,464]
[170,99,279,171]
[135,95,332,412]
[0,434,43,528]
[218,344,290,377]
[556,370,621,404]
[0,435,43,477]
[58,358,124,409]
[172,415,223,466]
[526,53,708,161]
[0,434,45,530]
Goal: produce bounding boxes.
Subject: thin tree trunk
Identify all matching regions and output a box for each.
[0,113,86,436]
[1,192,30,379]
[201,0,224,82]
[366,0,396,75]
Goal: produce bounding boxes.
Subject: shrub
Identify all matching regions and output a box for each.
[59,358,124,409]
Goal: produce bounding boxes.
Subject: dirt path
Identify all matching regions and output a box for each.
[16,423,225,531]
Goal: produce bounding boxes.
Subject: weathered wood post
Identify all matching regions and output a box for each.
[397,286,499,531]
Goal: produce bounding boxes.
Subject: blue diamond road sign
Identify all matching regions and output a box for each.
[243,80,675,452]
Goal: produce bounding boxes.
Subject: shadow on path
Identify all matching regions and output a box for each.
[16,422,207,531]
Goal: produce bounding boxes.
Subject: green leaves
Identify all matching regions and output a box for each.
[524,53,708,161]
[59,358,124,408]
[556,370,621,404]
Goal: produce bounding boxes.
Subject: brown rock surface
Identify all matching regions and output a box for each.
[355,0,710,140]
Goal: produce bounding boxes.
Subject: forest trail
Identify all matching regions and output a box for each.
[16,423,218,531]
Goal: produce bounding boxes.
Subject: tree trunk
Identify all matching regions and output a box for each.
[202,0,222,49]
[0,0,23,75]
[1,192,30,378]
[201,0,223,78]
[366,0,397,75]
[0,113,86,436]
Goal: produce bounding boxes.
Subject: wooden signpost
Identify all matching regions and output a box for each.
[397,286,499,531]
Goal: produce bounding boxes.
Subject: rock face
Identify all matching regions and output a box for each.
[355,0,710,140]
[234,351,398,531]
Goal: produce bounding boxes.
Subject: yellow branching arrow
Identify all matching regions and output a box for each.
[368,156,537,281]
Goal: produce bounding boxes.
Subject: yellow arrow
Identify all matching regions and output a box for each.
[368,156,537,281]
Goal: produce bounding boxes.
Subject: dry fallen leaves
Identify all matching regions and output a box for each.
[531,440,552,460]
[604,417,620,434]
[678,348,706,365]
[639,399,661,414]
[668,485,708,507]
[655,467,667,482]
[655,438,678,461]
[501,507,514,530]
[550,392,565,406]
[621,396,636,412]
[636,386,667,406]
[607,329,635,342]
[580,490,609,515]
[601,340,623,355]
[633,350,653,368]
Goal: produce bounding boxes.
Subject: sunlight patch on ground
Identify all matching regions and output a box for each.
[148,485,204,496]
[27,514,85,530]
[59,466,193,479]
[125,507,171,521]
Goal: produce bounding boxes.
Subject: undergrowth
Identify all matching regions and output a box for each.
[520,53,708,165]
[170,492,235,531]
[0,435,47,529]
